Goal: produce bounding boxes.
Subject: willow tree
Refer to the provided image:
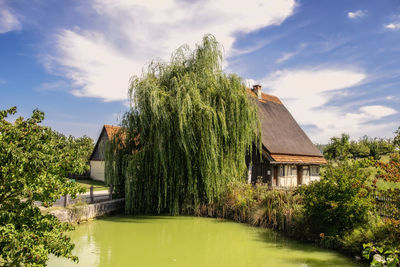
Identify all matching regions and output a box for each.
[106,35,260,215]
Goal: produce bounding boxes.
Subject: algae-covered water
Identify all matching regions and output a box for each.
[48,216,360,267]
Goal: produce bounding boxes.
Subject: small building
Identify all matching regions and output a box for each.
[247,85,326,187]
[89,125,120,182]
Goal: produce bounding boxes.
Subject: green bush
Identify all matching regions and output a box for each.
[362,243,399,267]
[299,159,376,237]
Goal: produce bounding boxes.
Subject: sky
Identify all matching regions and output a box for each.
[1,0,399,143]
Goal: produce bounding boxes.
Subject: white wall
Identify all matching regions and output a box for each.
[301,166,320,185]
[278,165,297,187]
[90,160,105,182]
[279,175,297,187]
[277,165,321,186]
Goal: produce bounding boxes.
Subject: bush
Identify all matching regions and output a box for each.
[299,159,376,237]
[362,243,400,267]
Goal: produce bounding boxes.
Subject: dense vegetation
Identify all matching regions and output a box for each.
[198,154,399,266]
[323,131,399,161]
[0,107,93,266]
[177,128,400,266]
[105,35,260,215]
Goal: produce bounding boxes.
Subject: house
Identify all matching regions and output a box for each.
[89,125,121,181]
[246,85,326,187]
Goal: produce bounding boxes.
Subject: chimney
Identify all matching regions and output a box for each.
[252,84,262,99]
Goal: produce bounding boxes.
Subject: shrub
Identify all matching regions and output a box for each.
[299,159,376,237]
[362,243,400,267]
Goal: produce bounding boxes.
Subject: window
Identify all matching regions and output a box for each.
[279,165,284,176]
[303,166,310,176]
[290,166,297,176]
[311,166,320,176]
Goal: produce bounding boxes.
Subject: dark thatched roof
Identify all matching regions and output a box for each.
[248,89,324,160]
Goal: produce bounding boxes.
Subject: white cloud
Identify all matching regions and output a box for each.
[359,105,396,118]
[51,30,142,101]
[243,79,259,88]
[276,52,297,64]
[36,80,68,92]
[347,10,366,19]
[261,68,397,143]
[46,0,296,101]
[275,43,307,64]
[385,23,400,30]
[0,1,21,34]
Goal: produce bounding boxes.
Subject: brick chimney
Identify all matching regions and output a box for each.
[252,85,262,99]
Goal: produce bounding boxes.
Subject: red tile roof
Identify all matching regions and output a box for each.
[104,125,121,138]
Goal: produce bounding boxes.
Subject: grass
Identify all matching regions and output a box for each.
[74,179,109,192]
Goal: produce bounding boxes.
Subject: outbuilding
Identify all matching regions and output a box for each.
[89,125,120,181]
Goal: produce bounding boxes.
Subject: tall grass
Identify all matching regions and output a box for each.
[190,182,304,235]
[251,190,303,232]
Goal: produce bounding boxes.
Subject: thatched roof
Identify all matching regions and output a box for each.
[247,89,326,165]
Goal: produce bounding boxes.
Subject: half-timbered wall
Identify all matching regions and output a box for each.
[246,147,272,185]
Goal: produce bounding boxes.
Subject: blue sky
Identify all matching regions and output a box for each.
[1,0,399,143]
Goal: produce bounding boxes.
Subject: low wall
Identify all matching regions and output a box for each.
[50,198,125,223]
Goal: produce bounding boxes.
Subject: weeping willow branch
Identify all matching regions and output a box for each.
[105,35,260,215]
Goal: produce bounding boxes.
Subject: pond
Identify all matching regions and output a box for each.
[48,216,361,267]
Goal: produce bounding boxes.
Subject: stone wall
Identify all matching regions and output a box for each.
[50,198,125,223]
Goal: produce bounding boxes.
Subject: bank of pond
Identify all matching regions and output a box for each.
[48,216,360,267]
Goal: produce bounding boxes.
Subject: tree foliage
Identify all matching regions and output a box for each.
[105,35,260,215]
[324,133,395,161]
[323,134,353,160]
[375,154,400,183]
[394,126,400,149]
[0,107,90,266]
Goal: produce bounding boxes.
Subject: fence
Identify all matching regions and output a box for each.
[375,194,400,220]
[63,184,114,207]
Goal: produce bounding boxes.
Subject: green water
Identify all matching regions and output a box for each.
[48,216,360,267]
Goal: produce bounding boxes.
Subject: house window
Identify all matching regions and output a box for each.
[303,166,310,176]
[279,165,284,176]
[290,166,297,176]
[311,166,320,176]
